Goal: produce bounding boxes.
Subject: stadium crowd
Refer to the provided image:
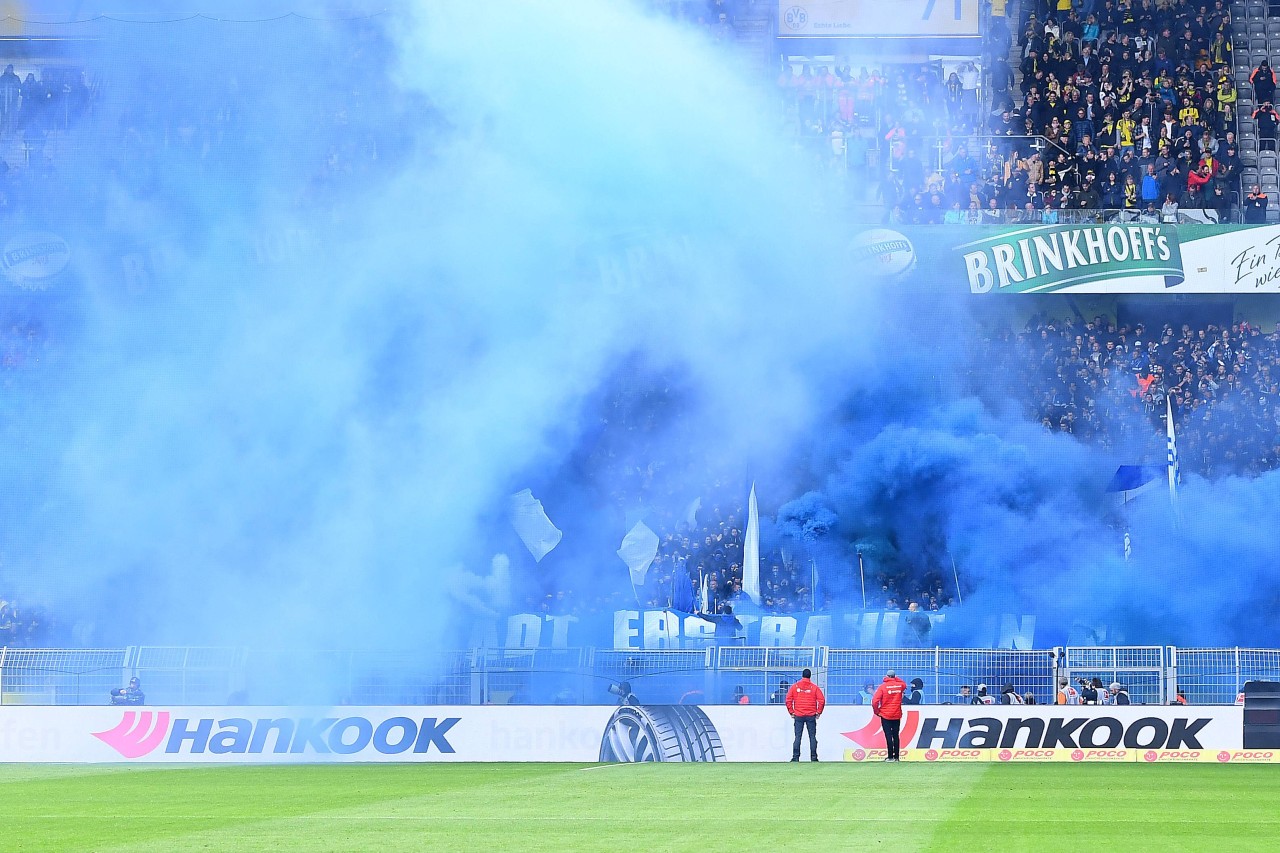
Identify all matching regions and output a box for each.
[791,0,1257,223]
[993,313,1280,476]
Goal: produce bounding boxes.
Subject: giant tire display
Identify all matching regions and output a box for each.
[598,704,725,762]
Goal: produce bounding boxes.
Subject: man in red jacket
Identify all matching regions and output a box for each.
[785,667,826,762]
[871,669,907,762]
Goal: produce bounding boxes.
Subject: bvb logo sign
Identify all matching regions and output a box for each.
[783,6,808,29]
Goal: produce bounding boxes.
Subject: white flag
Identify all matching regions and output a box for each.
[743,482,761,605]
[700,571,711,613]
[617,521,659,586]
[1165,397,1182,526]
[684,497,701,529]
[509,489,563,563]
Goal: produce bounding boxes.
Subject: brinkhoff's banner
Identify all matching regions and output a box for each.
[0,705,1266,763]
[852,224,1280,294]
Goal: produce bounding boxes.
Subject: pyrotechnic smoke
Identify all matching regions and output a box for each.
[3,0,1275,671]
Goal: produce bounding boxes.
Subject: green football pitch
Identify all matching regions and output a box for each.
[3,762,1275,852]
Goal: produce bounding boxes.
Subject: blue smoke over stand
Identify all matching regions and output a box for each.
[1,0,1279,709]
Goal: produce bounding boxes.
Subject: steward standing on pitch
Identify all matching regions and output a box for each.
[785,667,826,762]
[872,670,907,762]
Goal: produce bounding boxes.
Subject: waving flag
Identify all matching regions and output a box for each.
[617,521,659,586]
[671,568,695,612]
[684,497,701,529]
[1166,397,1182,526]
[509,489,562,562]
[743,482,761,605]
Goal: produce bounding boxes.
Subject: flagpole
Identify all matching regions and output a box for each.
[811,558,818,613]
[856,550,867,609]
[950,552,964,605]
[1165,396,1183,529]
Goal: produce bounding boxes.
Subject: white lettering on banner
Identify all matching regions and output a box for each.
[490,609,1011,649]
[758,616,797,647]
[0,718,62,753]
[964,224,1280,293]
[642,610,680,649]
[683,615,715,644]
[998,614,1036,649]
[0,706,1245,763]
[964,251,994,293]
[547,615,577,648]
[506,614,542,649]
[613,610,639,649]
[800,615,831,646]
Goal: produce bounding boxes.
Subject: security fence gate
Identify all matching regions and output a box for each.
[0,645,1275,706]
[1057,646,1168,706]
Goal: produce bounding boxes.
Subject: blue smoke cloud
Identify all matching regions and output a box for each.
[0,2,885,654]
[3,0,1276,665]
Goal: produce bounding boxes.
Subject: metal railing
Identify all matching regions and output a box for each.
[879,207,1238,225]
[1,645,1274,706]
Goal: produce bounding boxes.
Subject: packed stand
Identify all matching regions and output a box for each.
[991,312,1280,476]
[879,0,1250,224]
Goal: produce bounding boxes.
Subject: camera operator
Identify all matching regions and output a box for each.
[110,676,145,706]
[1080,677,1110,705]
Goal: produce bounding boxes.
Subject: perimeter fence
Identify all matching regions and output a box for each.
[1,645,1275,706]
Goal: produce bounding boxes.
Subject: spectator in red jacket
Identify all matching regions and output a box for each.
[1186,163,1213,192]
[785,667,826,762]
[871,670,908,762]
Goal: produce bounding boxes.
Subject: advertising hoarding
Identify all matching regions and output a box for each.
[0,704,1250,763]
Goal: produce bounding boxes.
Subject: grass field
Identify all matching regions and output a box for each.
[4,762,1276,852]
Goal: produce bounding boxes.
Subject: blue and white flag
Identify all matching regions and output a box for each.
[743,482,761,605]
[684,497,701,529]
[1165,396,1182,526]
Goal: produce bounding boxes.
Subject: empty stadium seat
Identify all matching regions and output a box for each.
[1237,68,1253,85]
[1267,206,1280,223]
[1249,21,1267,36]
[1250,37,1268,53]
[1240,118,1257,135]
[1248,2,1267,19]
[1259,152,1277,170]
[1268,22,1280,37]
[1243,167,1261,187]
[1233,1,1247,17]
[1244,150,1260,167]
